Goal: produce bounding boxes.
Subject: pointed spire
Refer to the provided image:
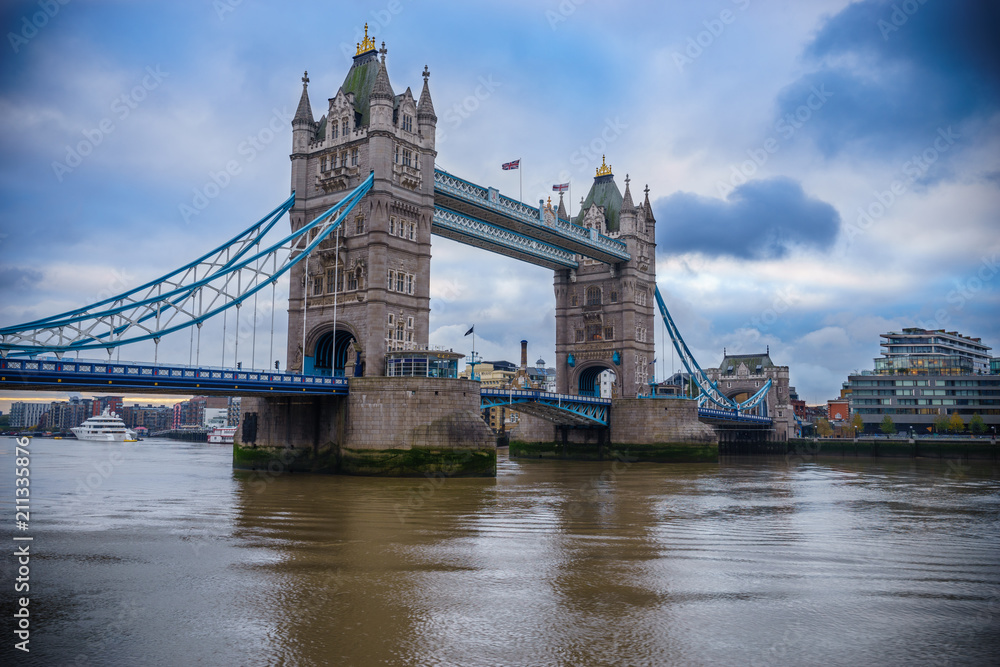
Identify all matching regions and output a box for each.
[643,183,656,222]
[371,46,394,102]
[417,65,437,121]
[622,173,635,211]
[294,70,313,124]
[557,192,568,220]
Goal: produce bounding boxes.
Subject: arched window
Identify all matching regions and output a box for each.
[586,286,601,306]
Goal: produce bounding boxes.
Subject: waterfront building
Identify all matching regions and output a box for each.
[385,349,462,378]
[848,327,999,433]
[227,397,242,427]
[9,401,49,429]
[992,357,1000,374]
[877,327,992,375]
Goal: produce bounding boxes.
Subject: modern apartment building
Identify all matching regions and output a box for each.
[849,328,998,433]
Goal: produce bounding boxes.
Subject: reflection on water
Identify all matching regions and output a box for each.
[2,438,998,666]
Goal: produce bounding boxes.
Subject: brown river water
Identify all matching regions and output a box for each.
[2,437,999,666]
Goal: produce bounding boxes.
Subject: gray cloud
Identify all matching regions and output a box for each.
[653,177,841,260]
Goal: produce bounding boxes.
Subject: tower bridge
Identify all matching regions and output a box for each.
[0,28,791,475]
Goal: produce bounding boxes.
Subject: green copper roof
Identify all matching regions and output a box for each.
[341,51,380,127]
[574,174,624,232]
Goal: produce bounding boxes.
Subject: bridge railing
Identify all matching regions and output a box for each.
[0,358,349,391]
[480,387,611,406]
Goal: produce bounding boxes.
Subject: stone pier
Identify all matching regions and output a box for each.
[234,377,496,477]
[509,397,718,462]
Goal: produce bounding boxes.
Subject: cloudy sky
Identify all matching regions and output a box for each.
[1,0,998,410]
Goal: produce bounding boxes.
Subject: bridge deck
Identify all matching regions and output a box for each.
[0,358,348,396]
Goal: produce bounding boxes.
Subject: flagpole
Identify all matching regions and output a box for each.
[519,159,522,202]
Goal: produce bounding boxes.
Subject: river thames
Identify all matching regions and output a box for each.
[3,437,998,666]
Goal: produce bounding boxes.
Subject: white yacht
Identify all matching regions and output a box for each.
[208,426,237,444]
[71,408,138,442]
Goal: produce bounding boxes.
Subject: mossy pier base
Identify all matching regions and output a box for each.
[234,377,496,477]
[509,397,720,463]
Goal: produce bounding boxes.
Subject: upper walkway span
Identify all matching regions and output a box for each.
[433,169,630,266]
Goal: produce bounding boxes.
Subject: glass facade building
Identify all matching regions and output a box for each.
[385,350,462,378]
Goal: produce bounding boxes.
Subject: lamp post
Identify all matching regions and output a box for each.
[992,425,996,445]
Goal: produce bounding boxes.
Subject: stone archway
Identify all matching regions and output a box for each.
[309,324,360,377]
[575,362,617,398]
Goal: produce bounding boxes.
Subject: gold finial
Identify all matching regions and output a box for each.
[595,154,612,177]
[546,196,552,209]
[355,23,377,56]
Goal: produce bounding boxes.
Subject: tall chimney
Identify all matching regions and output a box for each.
[520,340,528,371]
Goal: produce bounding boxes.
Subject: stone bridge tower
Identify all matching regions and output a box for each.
[554,157,657,398]
[286,27,437,376]
[703,349,796,440]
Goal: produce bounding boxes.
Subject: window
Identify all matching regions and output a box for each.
[402,148,412,167]
[587,324,601,341]
[604,326,615,340]
[396,327,404,341]
[348,270,358,291]
[575,329,584,342]
[320,156,327,172]
[388,314,395,327]
[312,276,323,296]
[396,272,405,293]
[342,118,349,136]
[389,217,396,235]
[406,331,413,343]
[610,290,618,303]
[387,269,394,290]
[636,289,647,306]
[635,325,647,342]
[586,286,601,306]
[350,148,358,166]
[355,216,364,234]
[405,274,414,295]
[408,222,415,241]
[394,145,399,163]
[332,122,338,140]
[570,293,578,307]
[326,268,337,293]
[402,114,412,132]
[407,316,414,328]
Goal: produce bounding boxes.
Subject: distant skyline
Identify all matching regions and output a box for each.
[1,0,998,408]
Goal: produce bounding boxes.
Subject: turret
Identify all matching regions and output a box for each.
[417,65,437,149]
[292,71,314,154]
[619,174,637,237]
[369,43,395,131]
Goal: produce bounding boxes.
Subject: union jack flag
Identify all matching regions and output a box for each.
[552,183,569,192]
[502,159,520,170]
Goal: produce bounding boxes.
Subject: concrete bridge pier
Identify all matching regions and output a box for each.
[234,377,496,477]
[510,397,718,462]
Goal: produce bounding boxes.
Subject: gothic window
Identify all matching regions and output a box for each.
[350,268,361,290]
[355,215,364,234]
[406,331,413,343]
[312,276,323,296]
[604,326,615,340]
[636,289,647,307]
[389,217,396,235]
[320,156,327,172]
[407,316,414,328]
[387,269,394,290]
[402,114,412,132]
[610,290,618,303]
[408,222,415,241]
[350,148,358,166]
[635,325,646,343]
[341,118,349,136]
[394,145,399,163]
[326,268,337,293]
[396,326,404,341]
[388,313,395,327]
[402,148,412,167]
[405,274,413,295]
[332,122,338,140]
[575,329,584,342]
[586,286,601,306]
[570,293,578,307]
[395,272,405,293]
[340,151,347,168]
